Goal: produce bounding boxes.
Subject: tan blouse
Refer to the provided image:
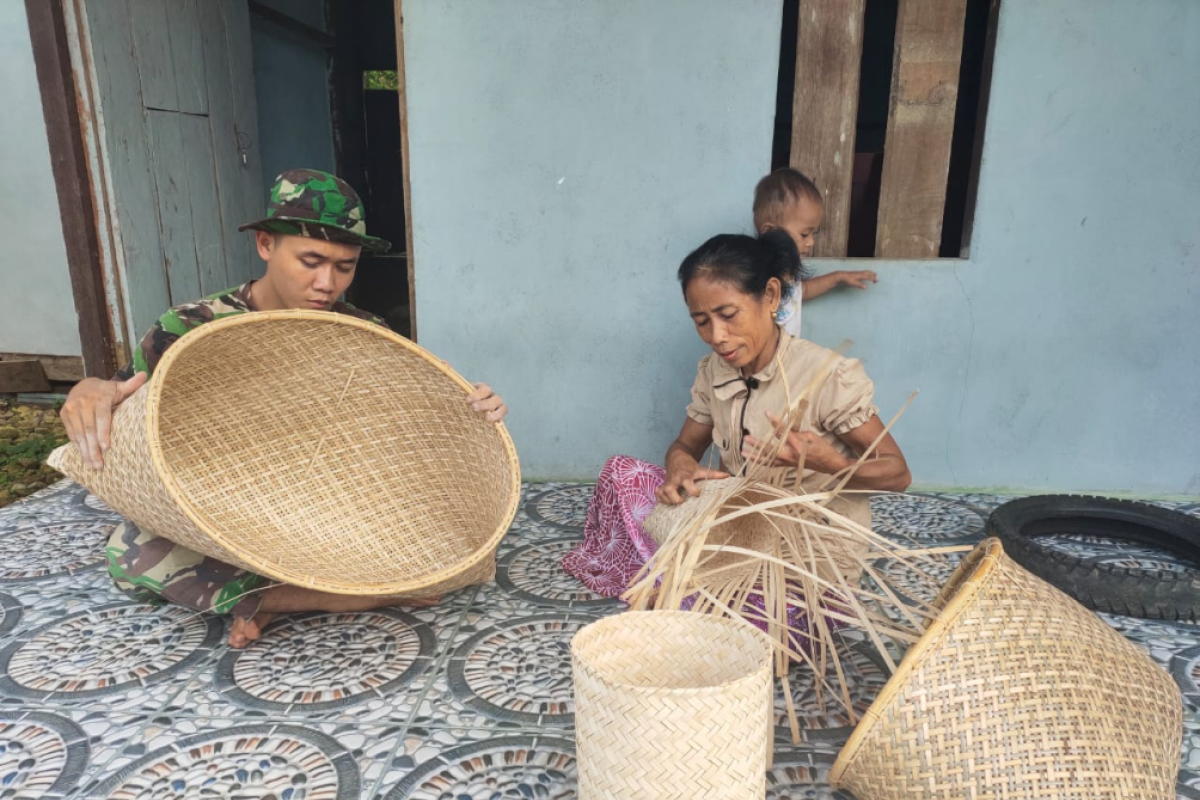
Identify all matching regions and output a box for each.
[685,333,879,527]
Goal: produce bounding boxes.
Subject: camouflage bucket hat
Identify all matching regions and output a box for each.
[238,168,391,253]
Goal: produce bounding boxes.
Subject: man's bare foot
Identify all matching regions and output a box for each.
[228,611,274,648]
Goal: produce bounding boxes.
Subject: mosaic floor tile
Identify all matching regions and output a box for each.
[0,578,129,636]
[924,491,1024,517]
[0,592,21,639]
[869,492,985,542]
[523,484,595,530]
[765,749,850,799]
[378,733,577,800]
[0,482,1196,797]
[0,483,118,530]
[79,716,404,799]
[378,732,853,799]
[494,535,624,611]
[0,708,91,798]
[169,609,439,723]
[409,609,608,731]
[0,709,155,800]
[773,641,890,745]
[0,519,113,583]
[0,602,221,712]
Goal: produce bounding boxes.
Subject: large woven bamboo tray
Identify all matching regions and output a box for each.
[49,310,521,597]
[830,538,1182,800]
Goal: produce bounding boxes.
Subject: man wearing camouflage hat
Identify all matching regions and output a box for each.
[62,169,507,648]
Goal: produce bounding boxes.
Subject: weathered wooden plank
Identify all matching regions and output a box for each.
[167,0,208,115]
[146,110,202,304]
[221,0,266,285]
[790,0,866,258]
[0,354,86,383]
[127,0,177,111]
[875,0,968,258]
[394,0,417,340]
[179,115,227,296]
[23,0,118,378]
[81,0,170,341]
[199,0,245,287]
[0,361,51,394]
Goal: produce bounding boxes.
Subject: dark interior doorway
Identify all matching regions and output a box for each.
[327,0,411,336]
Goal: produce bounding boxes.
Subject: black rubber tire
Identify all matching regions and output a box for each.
[986,495,1200,621]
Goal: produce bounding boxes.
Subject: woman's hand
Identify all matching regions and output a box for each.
[655,463,729,505]
[466,383,508,422]
[656,416,725,504]
[742,412,850,474]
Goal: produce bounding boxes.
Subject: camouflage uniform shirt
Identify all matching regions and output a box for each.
[114,282,386,380]
[106,282,385,618]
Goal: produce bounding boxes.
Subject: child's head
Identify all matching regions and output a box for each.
[753,168,825,259]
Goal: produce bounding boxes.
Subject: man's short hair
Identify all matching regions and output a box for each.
[753,168,823,230]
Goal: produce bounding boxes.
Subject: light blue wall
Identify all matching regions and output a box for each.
[803,1,1200,496]
[404,0,782,479]
[405,0,1200,495]
[250,0,335,196]
[0,1,81,356]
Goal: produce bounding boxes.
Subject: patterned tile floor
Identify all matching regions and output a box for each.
[0,480,1197,798]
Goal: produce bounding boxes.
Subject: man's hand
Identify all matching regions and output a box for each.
[61,372,148,470]
[467,383,508,423]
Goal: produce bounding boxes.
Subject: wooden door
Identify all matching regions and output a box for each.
[72,0,264,349]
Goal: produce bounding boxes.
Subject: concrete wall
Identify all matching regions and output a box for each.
[404,0,782,478]
[0,2,81,357]
[802,0,1200,496]
[251,0,335,197]
[405,0,1200,496]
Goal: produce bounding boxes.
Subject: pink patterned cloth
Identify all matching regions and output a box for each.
[561,455,665,597]
[562,455,841,658]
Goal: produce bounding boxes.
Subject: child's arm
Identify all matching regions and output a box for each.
[799,269,878,301]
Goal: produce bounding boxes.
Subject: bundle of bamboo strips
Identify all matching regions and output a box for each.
[624,349,968,741]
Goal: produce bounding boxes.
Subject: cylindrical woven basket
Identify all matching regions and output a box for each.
[830,538,1182,800]
[571,610,774,799]
[49,310,520,596]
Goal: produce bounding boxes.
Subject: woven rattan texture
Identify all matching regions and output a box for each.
[52,311,519,596]
[571,611,773,799]
[48,385,209,550]
[831,539,1183,800]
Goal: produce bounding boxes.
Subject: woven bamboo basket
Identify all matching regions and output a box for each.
[48,310,521,597]
[571,610,774,799]
[830,538,1182,800]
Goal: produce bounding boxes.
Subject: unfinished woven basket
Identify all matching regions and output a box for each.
[830,538,1182,800]
[48,310,520,596]
[642,477,869,586]
[571,610,774,800]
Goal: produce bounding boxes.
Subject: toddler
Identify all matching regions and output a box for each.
[752,168,877,337]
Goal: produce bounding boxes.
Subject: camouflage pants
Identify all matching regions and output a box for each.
[106,522,267,619]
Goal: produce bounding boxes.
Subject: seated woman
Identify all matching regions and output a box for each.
[563,230,911,597]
